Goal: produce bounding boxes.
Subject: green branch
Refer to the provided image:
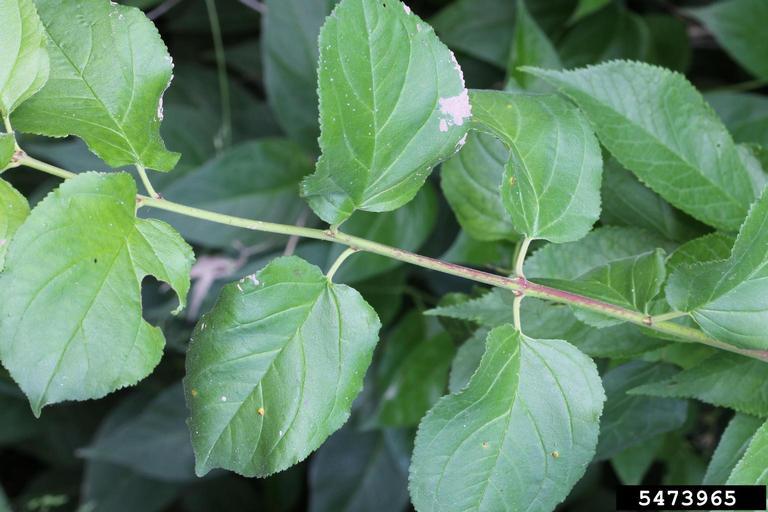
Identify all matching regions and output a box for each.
[16,154,768,363]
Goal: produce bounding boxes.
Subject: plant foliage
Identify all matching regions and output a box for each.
[1,0,767,510]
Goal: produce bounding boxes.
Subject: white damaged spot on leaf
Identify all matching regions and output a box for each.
[438,90,471,132]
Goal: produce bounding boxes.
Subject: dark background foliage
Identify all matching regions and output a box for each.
[1,0,765,511]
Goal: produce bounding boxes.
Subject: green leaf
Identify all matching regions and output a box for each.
[572,324,668,359]
[611,436,664,485]
[309,426,410,512]
[525,225,674,280]
[739,143,768,193]
[11,0,179,171]
[688,0,768,80]
[666,190,768,349]
[704,413,763,485]
[601,158,703,242]
[0,133,14,169]
[374,313,455,427]
[431,0,573,68]
[528,61,758,231]
[262,0,336,151]
[0,172,192,416]
[427,288,518,328]
[707,91,768,148]
[597,362,688,460]
[558,6,651,68]
[519,298,666,359]
[409,325,604,512]
[0,0,49,116]
[319,183,437,284]
[184,256,381,477]
[643,344,720,371]
[666,232,735,275]
[146,139,312,249]
[431,0,515,68]
[540,250,667,327]
[569,0,611,24]
[726,418,768,494]
[447,328,487,393]
[630,352,768,417]
[440,131,516,241]
[430,292,666,358]
[80,384,194,482]
[0,177,29,268]
[302,0,471,226]
[507,0,561,91]
[471,90,603,243]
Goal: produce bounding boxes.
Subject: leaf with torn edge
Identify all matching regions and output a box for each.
[0,172,193,416]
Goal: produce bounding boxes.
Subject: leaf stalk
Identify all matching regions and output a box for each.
[135,164,159,199]
[326,247,358,280]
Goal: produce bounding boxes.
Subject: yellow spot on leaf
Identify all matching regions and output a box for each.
[482,442,489,449]
[257,407,265,416]
[551,450,560,458]
[190,389,198,398]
